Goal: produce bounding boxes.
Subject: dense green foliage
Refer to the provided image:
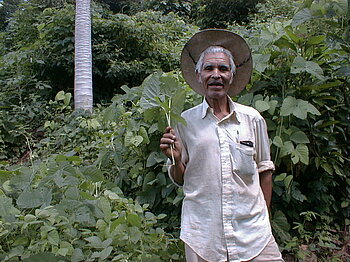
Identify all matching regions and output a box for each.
[92,0,263,28]
[0,0,349,261]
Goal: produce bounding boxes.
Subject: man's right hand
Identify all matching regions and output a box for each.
[159,127,182,161]
[159,127,185,185]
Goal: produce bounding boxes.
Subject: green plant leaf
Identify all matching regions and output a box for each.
[290,131,310,144]
[285,27,302,43]
[273,136,284,148]
[280,141,294,157]
[293,144,309,165]
[280,96,320,119]
[17,187,52,209]
[100,246,113,260]
[274,173,287,182]
[85,236,103,248]
[292,8,312,27]
[24,252,64,262]
[255,100,270,112]
[55,91,66,101]
[129,226,142,243]
[291,56,324,80]
[48,230,60,246]
[146,152,164,167]
[271,211,292,243]
[252,54,271,73]
[139,126,150,144]
[284,175,293,189]
[306,35,326,45]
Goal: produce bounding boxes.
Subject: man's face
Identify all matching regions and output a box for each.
[197,52,233,100]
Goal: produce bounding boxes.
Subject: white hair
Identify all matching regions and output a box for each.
[195,46,236,75]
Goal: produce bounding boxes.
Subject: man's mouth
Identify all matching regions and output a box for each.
[208,82,224,88]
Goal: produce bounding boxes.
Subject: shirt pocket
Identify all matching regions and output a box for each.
[229,142,257,179]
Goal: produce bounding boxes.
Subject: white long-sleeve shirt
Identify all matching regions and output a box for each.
[169,97,275,262]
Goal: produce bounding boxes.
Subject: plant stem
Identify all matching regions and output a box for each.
[163,99,175,166]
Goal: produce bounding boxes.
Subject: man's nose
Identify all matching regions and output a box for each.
[211,69,221,79]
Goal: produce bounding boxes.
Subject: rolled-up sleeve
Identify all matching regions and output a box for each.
[253,116,275,174]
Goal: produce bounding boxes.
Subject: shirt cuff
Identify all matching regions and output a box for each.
[258,160,275,174]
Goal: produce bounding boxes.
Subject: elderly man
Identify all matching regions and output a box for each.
[160,30,284,262]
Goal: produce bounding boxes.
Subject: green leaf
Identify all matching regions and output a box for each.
[284,175,293,189]
[252,54,271,73]
[140,72,163,109]
[294,99,321,119]
[17,188,52,209]
[0,195,20,220]
[171,89,187,116]
[129,226,142,243]
[274,173,287,182]
[268,100,278,115]
[280,141,294,157]
[24,252,64,262]
[293,144,309,165]
[55,91,65,101]
[98,197,112,222]
[85,236,103,248]
[124,132,143,147]
[127,213,142,227]
[82,166,105,182]
[139,126,150,144]
[280,96,320,119]
[280,96,297,117]
[71,248,85,262]
[271,211,292,243]
[285,27,302,43]
[100,246,113,260]
[146,152,164,167]
[291,56,324,80]
[292,8,312,27]
[321,162,333,175]
[237,93,253,105]
[273,136,284,148]
[255,100,270,112]
[332,0,348,16]
[290,131,310,144]
[64,92,72,106]
[306,35,326,45]
[48,230,60,246]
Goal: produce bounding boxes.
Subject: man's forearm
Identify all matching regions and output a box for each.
[259,170,273,210]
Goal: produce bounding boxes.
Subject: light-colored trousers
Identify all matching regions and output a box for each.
[185,236,284,262]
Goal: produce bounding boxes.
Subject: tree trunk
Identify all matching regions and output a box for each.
[74,0,93,112]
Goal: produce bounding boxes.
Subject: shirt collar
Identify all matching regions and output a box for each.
[201,96,241,123]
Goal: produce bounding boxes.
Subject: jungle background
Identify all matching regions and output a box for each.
[0,0,349,261]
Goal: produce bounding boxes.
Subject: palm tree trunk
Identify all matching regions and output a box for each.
[74,0,93,112]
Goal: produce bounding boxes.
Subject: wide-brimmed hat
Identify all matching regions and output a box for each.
[180,29,253,96]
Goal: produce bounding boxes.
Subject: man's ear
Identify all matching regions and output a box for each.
[196,72,202,83]
[229,73,233,84]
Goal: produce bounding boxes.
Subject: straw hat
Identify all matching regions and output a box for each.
[180,29,253,96]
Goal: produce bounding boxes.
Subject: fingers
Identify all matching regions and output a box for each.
[160,135,176,150]
[160,127,178,157]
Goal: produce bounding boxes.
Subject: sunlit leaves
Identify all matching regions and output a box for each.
[280,96,321,119]
[290,131,310,144]
[252,53,271,73]
[292,8,313,27]
[291,56,325,80]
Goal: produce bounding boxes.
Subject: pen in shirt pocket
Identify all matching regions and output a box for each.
[240,140,254,147]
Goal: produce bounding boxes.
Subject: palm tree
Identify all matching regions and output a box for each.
[74,0,93,112]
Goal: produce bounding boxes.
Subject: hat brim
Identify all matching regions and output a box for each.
[180,29,253,97]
